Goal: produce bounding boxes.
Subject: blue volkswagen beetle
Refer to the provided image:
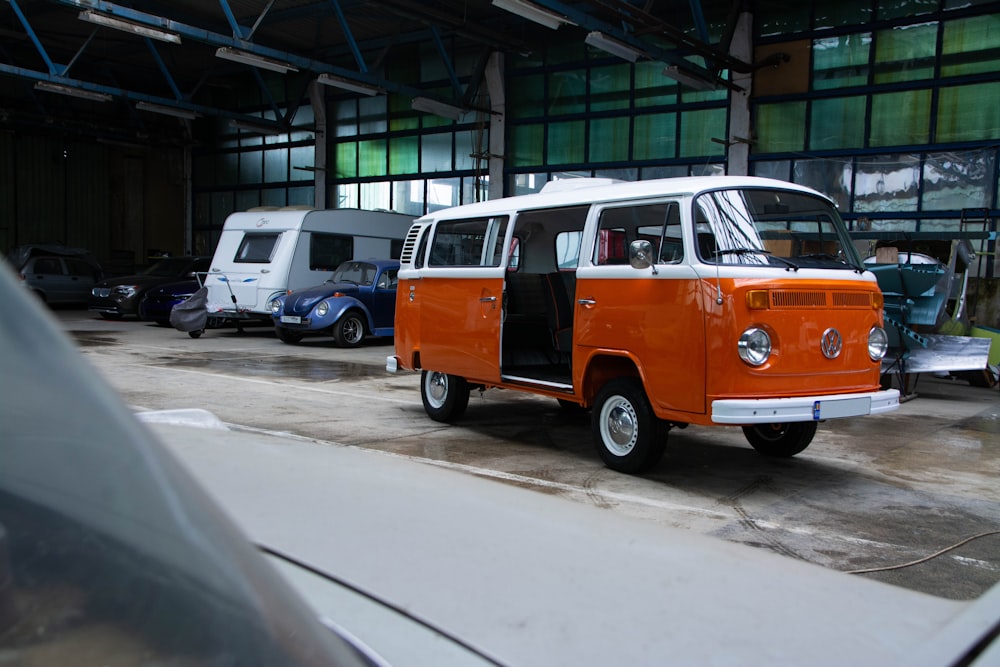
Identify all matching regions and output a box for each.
[269,259,399,346]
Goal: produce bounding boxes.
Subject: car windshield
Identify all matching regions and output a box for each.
[693,188,863,271]
[143,257,193,277]
[330,261,376,286]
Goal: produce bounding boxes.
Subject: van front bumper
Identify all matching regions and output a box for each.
[712,389,900,424]
[386,356,399,373]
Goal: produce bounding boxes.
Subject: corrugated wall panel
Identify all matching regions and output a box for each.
[14,137,67,247]
[0,133,14,254]
[65,141,111,258]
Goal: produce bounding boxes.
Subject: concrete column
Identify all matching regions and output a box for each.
[727,10,753,176]
[485,51,505,200]
[309,80,328,209]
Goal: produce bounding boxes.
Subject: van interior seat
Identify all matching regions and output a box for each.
[543,271,575,353]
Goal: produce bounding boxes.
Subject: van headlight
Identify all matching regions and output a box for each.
[868,326,889,361]
[269,298,282,314]
[738,327,771,366]
[316,301,329,317]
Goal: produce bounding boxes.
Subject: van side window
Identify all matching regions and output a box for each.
[311,233,353,271]
[429,216,509,267]
[235,233,281,263]
[595,203,680,265]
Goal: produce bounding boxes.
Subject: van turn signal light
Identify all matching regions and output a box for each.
[746,290,770,310]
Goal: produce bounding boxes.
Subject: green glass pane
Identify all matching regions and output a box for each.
[942,14,1000,77]
[454,130,482,171]
[389,94,419,131]
[239,151,262,184]
[635,61,678,107]
[549,69,586,115]
[877,0,936,20]
[679,108,727,157]
[333,100,358,138]
[290,146,314,182]
[755,101,806,152]
[358,139,386,178]
[813,34,871,90]
[589,117,630,162]
[633,112,676,160]
[547,121,585,164]
[874,23,937,84]
[870,90,930,146]
[510,124,544,168]
[336,142,357,179]
[590,64,631,112]
[814,0,873,28]
[421,133,452,172]
[809,96,866,150]
[937,82,1000,142]
[510,74,545,118]
[389,135,418,175]
[263,148,288,183]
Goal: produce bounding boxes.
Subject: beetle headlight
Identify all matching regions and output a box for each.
[738,327,771,366]
[316,301,329,317]
[868,326,889,361]
[269,298,282,314]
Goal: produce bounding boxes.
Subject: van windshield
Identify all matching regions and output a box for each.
[693,188,863,271]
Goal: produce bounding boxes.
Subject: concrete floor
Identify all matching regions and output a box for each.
[55,308,1000,601]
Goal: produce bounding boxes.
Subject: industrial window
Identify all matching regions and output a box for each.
[874,23,937,84]
[941,14,1000,77]
[633,113,677,160]
[813,34,871,90]
[755,102,806,153]
[936,82,1000,142]
[870,90,931,146]
[809,96,866,150]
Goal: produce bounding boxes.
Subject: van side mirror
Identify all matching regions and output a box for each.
[629,240,654,270]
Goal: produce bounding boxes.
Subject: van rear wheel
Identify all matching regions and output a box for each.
[742,422,817,457]
[592,378,666,474]
[421,371,470,422]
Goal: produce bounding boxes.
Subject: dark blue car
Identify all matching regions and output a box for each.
[139,278,202,326]
[269,259,399,346]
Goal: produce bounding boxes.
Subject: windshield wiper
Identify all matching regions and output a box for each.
[713,247,800,271]
[798,253,865,274]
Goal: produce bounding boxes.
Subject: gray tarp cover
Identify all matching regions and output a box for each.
[170,286,209,332]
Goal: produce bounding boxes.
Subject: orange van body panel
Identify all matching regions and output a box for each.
[574,275,706,415]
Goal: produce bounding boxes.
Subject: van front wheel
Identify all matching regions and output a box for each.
[592,378,666,474]
[742,421,817,457]
[421,371,470,422]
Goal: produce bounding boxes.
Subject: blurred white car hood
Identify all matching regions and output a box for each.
[145,413,1000,667]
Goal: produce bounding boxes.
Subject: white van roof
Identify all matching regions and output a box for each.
[417,176,832,222]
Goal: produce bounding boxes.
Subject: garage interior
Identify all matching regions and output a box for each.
[2,0,999,621]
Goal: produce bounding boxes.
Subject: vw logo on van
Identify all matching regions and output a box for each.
[821,328,843,359]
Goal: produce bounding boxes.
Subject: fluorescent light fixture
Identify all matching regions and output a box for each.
[79,10,181,44]
[491,0,575,30]
[135,101,200,119]
[229,119,283,135]
[34,81,112,102]
[215,47,298,74]
[584,31,647,63]
[411,97,465,121]
[315,73,384,96]
[663,65,719,91]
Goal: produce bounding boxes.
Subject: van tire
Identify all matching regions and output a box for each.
[275,326,304,344]
[334,311,366,348]
[421,371,470,422]
[592,378,666,474]
[742,422,817,457]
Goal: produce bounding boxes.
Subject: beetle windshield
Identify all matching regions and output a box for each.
[693,188,863,271]
[331,261,377,286]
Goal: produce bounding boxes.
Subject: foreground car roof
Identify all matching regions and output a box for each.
[147,413,1000,667]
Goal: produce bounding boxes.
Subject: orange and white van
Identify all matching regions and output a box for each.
[386,176,899,473]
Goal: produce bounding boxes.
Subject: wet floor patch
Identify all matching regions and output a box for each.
[68,330,120,346]
[163,354,382,382]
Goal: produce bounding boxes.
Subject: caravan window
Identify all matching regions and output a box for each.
[428,217,509,267]
[235,233,281,263]
[310,233,353,271]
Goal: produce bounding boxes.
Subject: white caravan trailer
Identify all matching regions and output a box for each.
[204,207,413,323]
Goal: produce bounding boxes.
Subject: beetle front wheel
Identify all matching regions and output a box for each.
[421,371,470,422]
[742,422,817,457]
[592,378,666,474]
